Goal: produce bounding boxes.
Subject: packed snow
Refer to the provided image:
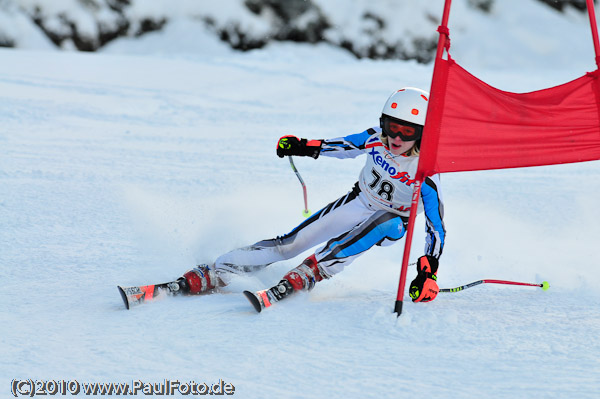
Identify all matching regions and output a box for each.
[1,1,600,399]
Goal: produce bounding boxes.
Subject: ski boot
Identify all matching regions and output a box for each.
[243,254,329,312]
[182,264,225,294]
[118,264,223,309]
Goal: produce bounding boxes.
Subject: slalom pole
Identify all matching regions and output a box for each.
[394,180,422,315]
[586,0,600,68]
[440,279,550,293]
[288,156,311,217]
[394,0,453,316]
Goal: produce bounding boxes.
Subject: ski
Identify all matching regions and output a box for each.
[243,279,295,313]
[118,278,187,310]
[243,290,273,313]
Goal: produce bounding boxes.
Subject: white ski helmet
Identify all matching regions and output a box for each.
[381,87,430,126]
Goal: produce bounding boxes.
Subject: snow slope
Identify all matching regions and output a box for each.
[1,6,600,399]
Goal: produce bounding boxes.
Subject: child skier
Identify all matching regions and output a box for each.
[181,87,445,311]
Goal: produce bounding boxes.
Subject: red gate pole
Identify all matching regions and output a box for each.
[393,179,423,315]
[394,0,453,316]
[586,0,600,68]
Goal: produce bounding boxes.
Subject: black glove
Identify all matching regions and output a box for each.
[409,255,439,303]
[277,135,322,159]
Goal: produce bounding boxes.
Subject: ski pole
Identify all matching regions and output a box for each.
[288,156,311,217]
[440,279,549,293]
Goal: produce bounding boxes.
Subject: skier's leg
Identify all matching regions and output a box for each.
[315,210,407,276]
[214,185,370,275]
[244,254,331,310]
[180,187,368,295]
[254,211,406,307]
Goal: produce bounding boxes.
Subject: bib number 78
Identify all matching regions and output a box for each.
[368,169,394,201]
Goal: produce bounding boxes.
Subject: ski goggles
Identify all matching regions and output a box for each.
[380,116,423,141]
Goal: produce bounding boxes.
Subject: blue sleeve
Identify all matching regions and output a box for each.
[420,175,446,259]
[320,128,378,159]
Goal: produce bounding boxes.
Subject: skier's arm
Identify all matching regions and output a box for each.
[408,176,445,304]
[320,128,377,159]
[420,175,446,259]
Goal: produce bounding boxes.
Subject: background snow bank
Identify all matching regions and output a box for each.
[0,0,598,69]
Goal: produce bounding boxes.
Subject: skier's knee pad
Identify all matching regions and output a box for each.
[375,216,405,246]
